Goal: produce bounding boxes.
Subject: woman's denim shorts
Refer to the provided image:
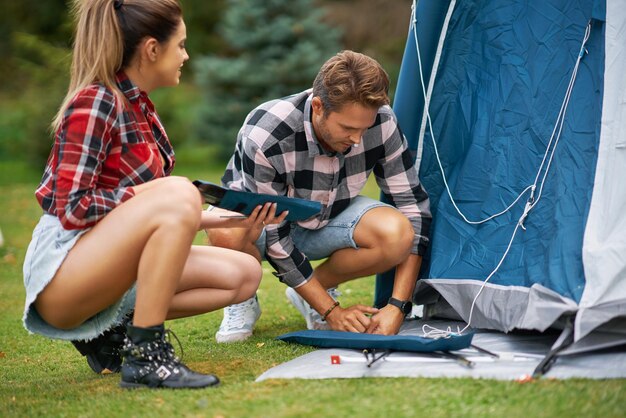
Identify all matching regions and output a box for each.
[255,196,395,260]
[22,214,136,341]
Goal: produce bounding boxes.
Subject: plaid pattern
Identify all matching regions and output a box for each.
[222,90,431,287]
[36,72,175,230]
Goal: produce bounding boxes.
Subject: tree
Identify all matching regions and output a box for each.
[193,0,342,162]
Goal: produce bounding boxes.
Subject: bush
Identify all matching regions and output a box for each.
[0,32,70,168]
[150,82,202,148]
[192,0,342,162]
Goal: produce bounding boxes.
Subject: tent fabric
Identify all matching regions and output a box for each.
[377,0,626,351]
[276,329,473,353]
[578,0,626,341]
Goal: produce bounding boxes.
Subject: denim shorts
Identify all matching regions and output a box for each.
[22,214,136,341]
[255,196,395,260]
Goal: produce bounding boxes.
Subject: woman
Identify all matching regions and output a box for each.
[22,0,283,389]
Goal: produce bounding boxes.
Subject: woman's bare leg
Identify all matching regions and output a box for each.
[35,176,202,329]
[166,245,261,319]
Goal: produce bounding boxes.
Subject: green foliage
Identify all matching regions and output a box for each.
[149,82,202,149]
[193,0,342,162]
[0,0,228,167]
[0,32,70,167]
[179,0,228,58]
[0,0,410,168]
[0,0,71,83]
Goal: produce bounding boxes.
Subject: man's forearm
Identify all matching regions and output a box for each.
[390,254,422,302]
[295,277,336,315]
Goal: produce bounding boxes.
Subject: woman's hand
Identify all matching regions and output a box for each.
[239,203,288,242]
[200,203,288,234]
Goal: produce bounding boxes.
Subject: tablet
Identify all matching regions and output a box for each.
[193,180,322,222]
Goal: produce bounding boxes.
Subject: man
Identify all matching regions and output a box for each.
[208,50,431,342]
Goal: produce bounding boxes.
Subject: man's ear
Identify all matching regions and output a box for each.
[311,96,324,116]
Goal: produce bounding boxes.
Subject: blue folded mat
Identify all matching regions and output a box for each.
[277,330,474,352]
[193,180,322,222]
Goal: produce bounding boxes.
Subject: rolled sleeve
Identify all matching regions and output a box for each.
[240,136,314,285]
[267,229,314,287]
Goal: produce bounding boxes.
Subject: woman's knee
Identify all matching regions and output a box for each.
[152,177,202,229]
[230,254,262,302]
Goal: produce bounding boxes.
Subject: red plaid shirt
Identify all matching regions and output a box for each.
[36,72,175,230]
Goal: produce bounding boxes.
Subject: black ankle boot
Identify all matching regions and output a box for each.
[71,313,133,374]
[120,324,220,389]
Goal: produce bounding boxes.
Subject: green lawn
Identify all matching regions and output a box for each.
[1,157,624,418]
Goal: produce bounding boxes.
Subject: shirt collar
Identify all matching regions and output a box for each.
[116,71,141,101]
[115,71,154,112]
[303,91,344,158]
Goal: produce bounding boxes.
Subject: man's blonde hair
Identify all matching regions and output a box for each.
[312,50,390,113]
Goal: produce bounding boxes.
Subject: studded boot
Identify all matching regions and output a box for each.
[120,323,220,389]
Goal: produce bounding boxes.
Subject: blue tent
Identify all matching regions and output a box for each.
[377,0,626,354]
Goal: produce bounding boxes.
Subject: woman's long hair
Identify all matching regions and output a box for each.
[52,0,182,131]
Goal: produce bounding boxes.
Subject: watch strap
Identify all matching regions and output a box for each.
[387,297,412,315]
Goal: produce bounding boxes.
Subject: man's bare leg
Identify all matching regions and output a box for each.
[313,207,414,288]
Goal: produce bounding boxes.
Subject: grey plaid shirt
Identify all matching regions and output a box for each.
[222,90,431,287]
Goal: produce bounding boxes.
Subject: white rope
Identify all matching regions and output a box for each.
[422,323,462,339]
[411,0,592,336]
[412,2,535,225]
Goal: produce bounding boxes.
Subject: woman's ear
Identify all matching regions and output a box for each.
[139,37,160,63]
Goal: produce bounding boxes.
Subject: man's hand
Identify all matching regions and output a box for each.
[365,304,405,335]
[325,304,379,333]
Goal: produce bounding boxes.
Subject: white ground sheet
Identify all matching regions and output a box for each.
[257,320,626,381]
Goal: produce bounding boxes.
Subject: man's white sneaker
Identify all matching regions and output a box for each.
[285,287,340,330]
[215,295,261,343]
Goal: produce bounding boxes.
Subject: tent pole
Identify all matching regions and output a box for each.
[532,317,575,378]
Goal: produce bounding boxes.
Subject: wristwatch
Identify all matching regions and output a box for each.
[387,297,412,315]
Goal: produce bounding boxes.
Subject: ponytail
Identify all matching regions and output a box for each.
[52,0,124,131]
[52,0,182,132]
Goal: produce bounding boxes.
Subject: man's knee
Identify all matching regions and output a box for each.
[384,212,414,250]
[361,207,413,255]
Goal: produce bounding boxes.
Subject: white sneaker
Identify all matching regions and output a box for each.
[285,287,340,330]
[215,295,261,343]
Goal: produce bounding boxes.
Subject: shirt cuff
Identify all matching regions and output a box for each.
[271,257,314,288]
[412,235,430,256]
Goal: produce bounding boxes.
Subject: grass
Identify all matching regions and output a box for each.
[1,155,625,418]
